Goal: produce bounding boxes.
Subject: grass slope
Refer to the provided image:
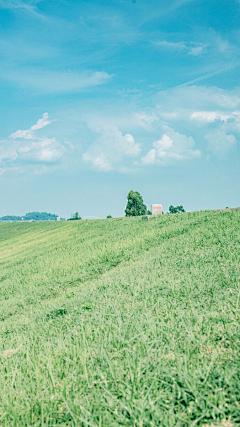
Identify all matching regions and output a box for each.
[0,210,239,427]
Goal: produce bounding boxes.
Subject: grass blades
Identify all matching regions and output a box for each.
[0,210,239,426]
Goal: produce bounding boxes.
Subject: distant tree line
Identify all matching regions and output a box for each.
[1,200,186,223]
[0,212,64,221]
[124,190,185,217]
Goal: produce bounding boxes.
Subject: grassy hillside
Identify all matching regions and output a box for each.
[0,210,239,427]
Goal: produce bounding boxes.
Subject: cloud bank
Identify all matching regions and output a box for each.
[1,85,239,176]
[0,70,112,93]
[141,128,201,165]
[10,113,52,139]
[83,126,141,172]
[0,113,68,174]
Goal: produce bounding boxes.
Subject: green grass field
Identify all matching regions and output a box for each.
[0,210,239,427]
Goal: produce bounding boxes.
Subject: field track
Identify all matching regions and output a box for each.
[0,209,239,426]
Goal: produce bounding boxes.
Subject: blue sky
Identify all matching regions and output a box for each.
[0,0,240,218]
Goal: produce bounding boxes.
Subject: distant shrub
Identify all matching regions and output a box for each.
[169,205,185,214]
[68,212,82,220]
[106,215,112,218]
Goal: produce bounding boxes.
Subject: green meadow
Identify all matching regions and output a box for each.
[0,210,239,426]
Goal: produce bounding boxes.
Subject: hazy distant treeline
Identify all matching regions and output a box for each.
[0,212,64,221]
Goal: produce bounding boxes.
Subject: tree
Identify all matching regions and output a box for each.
[169,205,185,214]
[125,190,147,217]
[177,205,185,213]
[169,205,177,214]
[106,215,112,218]
[69,212,81,220]
[147,210,152,215]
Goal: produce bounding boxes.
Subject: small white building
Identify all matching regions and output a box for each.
[152,204,162,216]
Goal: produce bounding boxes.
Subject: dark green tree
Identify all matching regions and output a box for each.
[106,215,112,218]
[169,205,185,214]
[177,205,185,213]
[125,190,147,217]
[70,212,81,220]
[169,205,177,214]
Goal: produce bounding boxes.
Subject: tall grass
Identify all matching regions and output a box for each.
[0,210,239,426]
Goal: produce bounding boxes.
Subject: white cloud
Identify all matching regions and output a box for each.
[80,84,240,174]
[190,111,240,139]
[36,147,62,162]
[0,166,19,175]
[0,69,112,93]
[17,137,63,162]
[189,46,203,56]
[189,43,209,56]
[141,128,201,166]
[0,0,49,21]
[10,112,52,139]
[134,112,159,130]
[191,111,233,123]
[205,131,237,152]
[151,87,240,142]
[0,113,69,175]
[83,126,141,172]
[145,85,240,158]
[155,40,186,49]
[154,85,240,111]
[155,30,235,59]
[155,40,208,56]
[0,139,18,162]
